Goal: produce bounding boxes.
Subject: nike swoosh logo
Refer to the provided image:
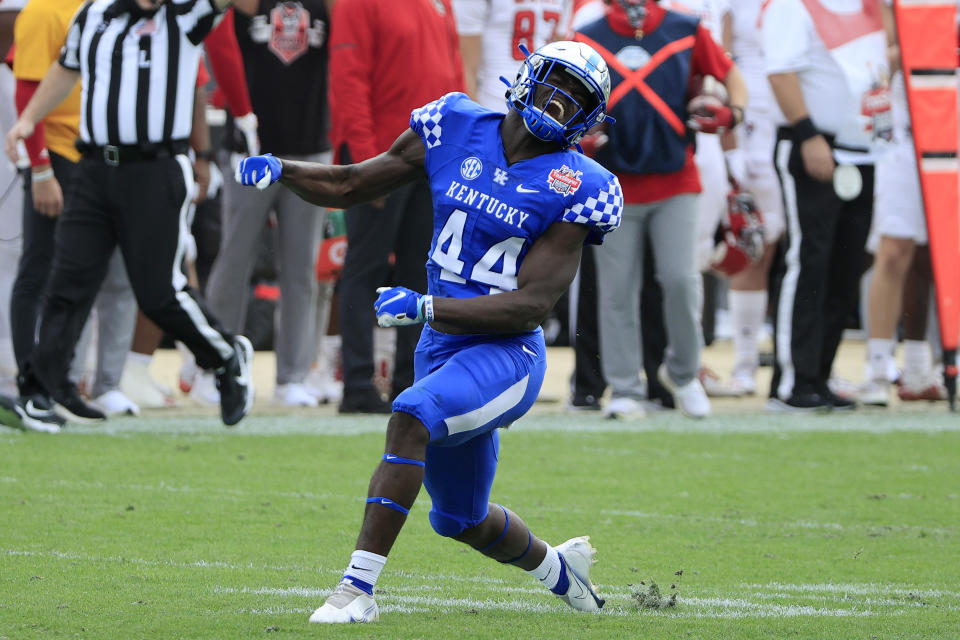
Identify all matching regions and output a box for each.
[24,400,46,417]
[385,454,397,460]
[570,582,587,599]
[381,291,406,307]
[380,498,395,506]
[521,344,537,357]
[516,185,538,193]
[350,564,371,572]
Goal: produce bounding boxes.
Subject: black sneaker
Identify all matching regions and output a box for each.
[217,336,254,427]
[0,394,65,433]
[826,391,857,411]
[53,387,106,423]
[766,391,831,412]
[339,388,391,415]
[567,393,602,411]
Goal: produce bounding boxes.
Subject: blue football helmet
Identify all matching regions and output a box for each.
[501,40,614,148]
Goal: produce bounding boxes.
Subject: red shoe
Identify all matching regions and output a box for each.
[896,379,947,402]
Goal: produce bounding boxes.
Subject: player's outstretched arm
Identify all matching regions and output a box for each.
[235,128,426,207]
[374,222,588,334]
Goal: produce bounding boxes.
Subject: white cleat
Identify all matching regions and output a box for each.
[273,383,319,407]
[92,389,140,416]
[555,536,605,612]
[858,378,890,407]
[659,364,711,418]
[119,358,178,409]
[603,396,646,420]
[308,581,379,624]
[727,370,757,396]
[189,372,220,406]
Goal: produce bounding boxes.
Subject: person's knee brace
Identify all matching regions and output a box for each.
[366,452,425,516]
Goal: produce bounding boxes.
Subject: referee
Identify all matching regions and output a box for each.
[4,0,254,426]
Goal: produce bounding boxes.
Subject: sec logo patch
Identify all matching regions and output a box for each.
[460,157,483,181]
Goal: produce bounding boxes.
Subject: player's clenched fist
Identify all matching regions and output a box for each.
[235,153,281,190]
[374,286,434,327]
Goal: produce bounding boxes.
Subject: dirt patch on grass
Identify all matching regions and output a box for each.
[631,580,679,609]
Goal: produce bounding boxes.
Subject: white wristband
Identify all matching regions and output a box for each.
[420,295,434,322]
[31,167,54,182]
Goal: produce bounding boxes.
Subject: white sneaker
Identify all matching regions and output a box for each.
[303,367,343,404]
[190,372,220,406]
[603,396,646,420]
[119,359,178,409]
[554,536,605,612]
[827,375,859,400]
[273,383,319,407]
[176,341,198,393]
[308,581,379,624]
[859,379,890,407]
[658,365,711,418]
[92,390,140,416]
[697,367,744,398]
[727,371,757,396]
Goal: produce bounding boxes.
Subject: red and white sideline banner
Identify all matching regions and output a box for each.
[893,0,960,407]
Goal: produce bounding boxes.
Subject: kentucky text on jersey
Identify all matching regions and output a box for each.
[444,180,532,229]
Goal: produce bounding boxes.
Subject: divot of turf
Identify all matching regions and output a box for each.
[631,580,678,609]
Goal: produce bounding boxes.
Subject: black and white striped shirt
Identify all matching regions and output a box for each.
[58,0,220,146]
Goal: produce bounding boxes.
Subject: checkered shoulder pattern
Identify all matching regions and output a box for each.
[411,92,459,149]
[561,177,623,234]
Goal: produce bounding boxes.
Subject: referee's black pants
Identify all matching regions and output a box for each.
[26,153,236,398]
[769,129,873,400]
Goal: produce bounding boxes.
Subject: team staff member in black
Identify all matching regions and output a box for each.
[761,0,889,412]
[4,0,255,426]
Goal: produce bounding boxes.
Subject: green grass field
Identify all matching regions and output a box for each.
[2,409,959,639]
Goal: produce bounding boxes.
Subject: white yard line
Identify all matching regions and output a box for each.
[7,548,955,619]
[26,411,960,437]
[744,582,960,599]
[231,591,920,619]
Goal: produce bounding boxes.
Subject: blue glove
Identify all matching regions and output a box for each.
[374,286,434,327]
[235,153,281,190]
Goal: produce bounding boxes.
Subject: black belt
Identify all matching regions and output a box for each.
[775,126,869,154]
[76,140,190,166]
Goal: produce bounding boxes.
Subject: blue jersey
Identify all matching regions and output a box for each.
[410,92,622,301]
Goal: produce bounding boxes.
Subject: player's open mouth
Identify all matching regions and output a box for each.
[546,98,566,122]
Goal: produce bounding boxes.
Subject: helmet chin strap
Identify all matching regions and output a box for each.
[520,111,563,144]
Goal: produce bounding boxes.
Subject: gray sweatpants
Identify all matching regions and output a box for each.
[70,249,137,397]
[595,193,703,398]
[205,152,329,385]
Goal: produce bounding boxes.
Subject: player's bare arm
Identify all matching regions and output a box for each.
[768,72,835,182]
[255,128,426,208]
[429,222,590,335]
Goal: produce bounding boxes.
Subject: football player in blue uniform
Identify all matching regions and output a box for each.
[237,41,623,624]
